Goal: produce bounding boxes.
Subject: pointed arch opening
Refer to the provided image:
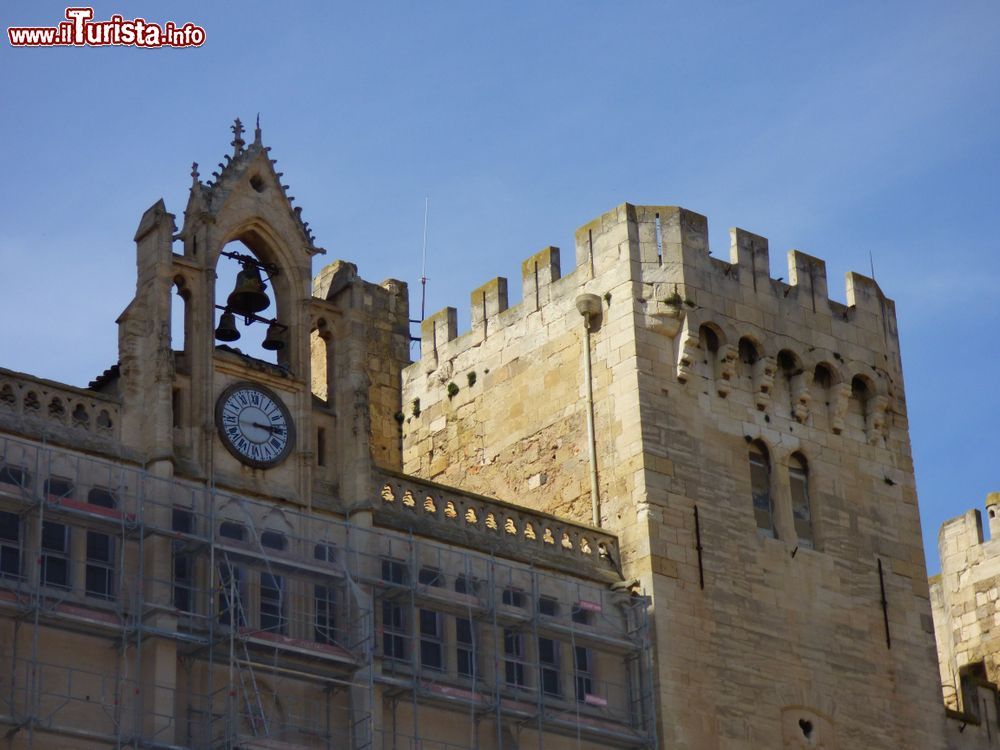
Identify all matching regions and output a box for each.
[214,239,285,366]
[789,452,813,548]
[748,440,776,538]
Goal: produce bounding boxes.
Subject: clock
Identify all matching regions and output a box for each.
[216,383,295,468]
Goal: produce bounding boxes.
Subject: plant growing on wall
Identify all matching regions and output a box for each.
[467,371,477,387]
[411,398,421,418]
[447,382,460,400]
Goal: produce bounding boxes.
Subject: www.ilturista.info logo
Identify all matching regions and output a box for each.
[8,7,205,48]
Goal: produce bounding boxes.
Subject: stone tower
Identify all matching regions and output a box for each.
[401,204,947,748]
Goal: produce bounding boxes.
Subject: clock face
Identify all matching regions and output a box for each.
[215,383,295,468]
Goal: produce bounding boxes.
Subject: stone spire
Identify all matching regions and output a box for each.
[230,118,245,156]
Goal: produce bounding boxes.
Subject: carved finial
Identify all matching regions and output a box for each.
[254,113,262,144]
[231,118,245,155]
[190,162,200,183]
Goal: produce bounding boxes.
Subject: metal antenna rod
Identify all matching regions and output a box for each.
[869,250,876,282]
[420,197,429,321]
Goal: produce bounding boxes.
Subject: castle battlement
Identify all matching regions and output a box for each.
[413,204,901,389]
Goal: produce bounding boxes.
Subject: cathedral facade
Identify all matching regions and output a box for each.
[0,123,983,748]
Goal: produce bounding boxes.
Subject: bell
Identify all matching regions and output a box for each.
[215,310,240,342]
[262,321,285,351]
[227,266,270,316]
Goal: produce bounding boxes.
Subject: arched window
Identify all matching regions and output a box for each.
[789,453,813,548]
[749,441,775,538]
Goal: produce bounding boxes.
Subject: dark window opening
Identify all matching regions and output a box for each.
[260,530,286,550]
[419,567,442,587]
[504,628,527,687]
[574,646,593,702]
[539,636,561,696]
[457,616,475,677]
[502,588,525,608]
[381,558,407,585]
[571,605,592,626]
[419,607,444,671]
[85,531,115,600]
[0,465,28,489]
[314,542,336,563]
[41,521,70,589]
[382,558,407,660]
[789,453,813,548]
[738,338,759,366]
[45,477,74,500]
[699,325,720,355]
[315,584,336,644]
[455,575,477,596]
[87,487,117,509]
[538,596,558,617]
[813,363,833,390]
[749,441,776,538]
[219,521,246,542]
[172,388,182,428]
[0,510,22,579]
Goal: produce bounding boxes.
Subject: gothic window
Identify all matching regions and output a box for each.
[789,453,813,548]
[749,441,776,538]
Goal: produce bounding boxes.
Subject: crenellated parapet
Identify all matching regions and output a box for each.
[405,203,904,443]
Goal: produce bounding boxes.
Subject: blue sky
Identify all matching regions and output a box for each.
[1,1,998,572]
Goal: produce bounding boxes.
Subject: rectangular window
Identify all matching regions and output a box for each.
[538,596,558,617]
[41,521,70,589]
[260,572,286,633]
[381,559,407,660]
[172,508,195,612]
[539,636,560,696]
[574,646,593,702]
[456,616,475,677]
[44,477,74,501]
[315,584,336,644]
[85,531,115,600]
[419,608,443,671]
[504,628,527,688]
[502,588,525,608]
[0,510,22,579]
[418,567,443,671]
[456,576,476,678]
[218,563,245,627]
[0,465,28,489]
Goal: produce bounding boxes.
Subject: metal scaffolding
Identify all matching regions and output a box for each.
[0,434,657,749]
